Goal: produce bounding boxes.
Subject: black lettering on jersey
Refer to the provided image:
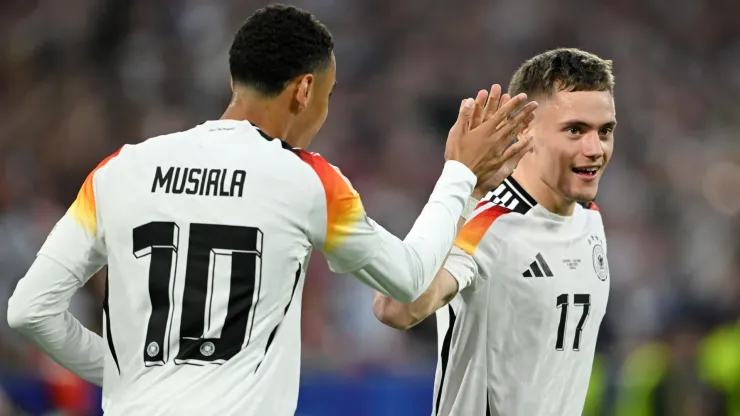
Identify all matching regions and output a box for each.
[204,169,219,196]
[186,169,202,194]
[199,168,209,195]
[152,166,246,197]
[152,166,174,193]
[231,170,245,197]
[171,168,187,194]
[219,169,228,196]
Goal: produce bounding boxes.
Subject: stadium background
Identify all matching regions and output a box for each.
[1,0,739,415]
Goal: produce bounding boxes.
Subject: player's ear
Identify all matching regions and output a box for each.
[518,124,534,143]
[229,76,235,93]
[293,74,315,113]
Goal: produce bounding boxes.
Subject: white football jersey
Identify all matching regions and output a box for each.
[34,119,473,416]
[435,177,610,416]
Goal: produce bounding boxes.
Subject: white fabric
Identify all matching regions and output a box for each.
[437,203,610,416]
[7,119,475,416]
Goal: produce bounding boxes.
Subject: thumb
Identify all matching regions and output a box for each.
[453,98,475,134]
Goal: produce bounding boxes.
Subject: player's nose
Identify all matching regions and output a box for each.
[581,132,604,159]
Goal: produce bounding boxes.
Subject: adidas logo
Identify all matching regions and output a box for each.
[522,253,554,278]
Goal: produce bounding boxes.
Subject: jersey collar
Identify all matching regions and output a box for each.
[484,176,537,214]
[486,176,597,214]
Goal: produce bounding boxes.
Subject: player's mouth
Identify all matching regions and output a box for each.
[571,165,600,181]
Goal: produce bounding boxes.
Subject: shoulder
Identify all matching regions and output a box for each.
[87,146,129,184]
[579,200,602,216]
[93,130,184,176]
[295,150,359,199]
[454,178,540,256]
[454,201,518,256]
[295,151,343,178]
[577,201,606,233]
[579,201,603,221]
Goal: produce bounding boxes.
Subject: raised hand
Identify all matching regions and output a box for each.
[468,85,536,198]
[445,84,537,199]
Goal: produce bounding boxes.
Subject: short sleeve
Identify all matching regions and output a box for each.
[299,151,382,274]
[37,149,121,282]
[445,203,511,291]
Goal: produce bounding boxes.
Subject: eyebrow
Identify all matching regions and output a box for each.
[560,120,617,129]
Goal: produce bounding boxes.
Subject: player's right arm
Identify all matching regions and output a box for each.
[303,151,476,303]
[370,87,533,323]
[373,202,508,328]
[304,89,534,303]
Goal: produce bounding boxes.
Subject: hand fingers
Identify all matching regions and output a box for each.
[500,135,534,164]
[481,84,502,123]
[470,90,489,130]
[499,93,511,108]
[497,101,538,138]
[499,105,537,139]
[453,98,476,134]
[484,93,528,132]
[493,94,512,130]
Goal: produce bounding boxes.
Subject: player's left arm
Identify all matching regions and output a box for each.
[373,202,507,329]
[372,245,477,329]
[7,149,121,386]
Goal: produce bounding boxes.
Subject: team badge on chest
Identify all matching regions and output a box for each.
[588,235,609,281]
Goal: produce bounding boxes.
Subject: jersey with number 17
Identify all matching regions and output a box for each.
[434,178,610,416]
[37,120,396,415]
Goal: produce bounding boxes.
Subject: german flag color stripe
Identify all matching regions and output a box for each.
[68,148,122,236]
[298,151,365,253]
[454,205,511,255]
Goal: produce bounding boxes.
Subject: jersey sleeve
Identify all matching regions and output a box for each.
[300,151,380,273]
[444,203,510,291]
[37,148,121,282]
[300,151,478,303]
[7,255,107,385]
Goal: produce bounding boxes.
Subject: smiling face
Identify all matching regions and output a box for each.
[524,89,616,203]
[506,48,616,211]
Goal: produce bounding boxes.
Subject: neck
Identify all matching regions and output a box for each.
[511,169,577,216]
[220,89,297,145]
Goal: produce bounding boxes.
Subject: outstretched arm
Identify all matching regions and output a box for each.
[372,268,462,330]
[373,195,515,330]
[306,87,534,303]
[371,87,535,325]
[371,214,472,329]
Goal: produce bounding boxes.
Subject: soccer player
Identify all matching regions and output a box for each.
[6,5,537,416]
[373,48,616,416]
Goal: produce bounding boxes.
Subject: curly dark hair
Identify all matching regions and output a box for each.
[229,4,334,96]
[508,48,614,99]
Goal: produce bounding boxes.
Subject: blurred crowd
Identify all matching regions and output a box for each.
[1,0,739,415]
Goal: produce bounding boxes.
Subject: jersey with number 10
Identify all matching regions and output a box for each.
[37,120,395,415]
[435,178,610,416]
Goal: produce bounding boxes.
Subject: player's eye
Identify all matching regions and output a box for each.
[599,127,613,136]
[566,126,581,135]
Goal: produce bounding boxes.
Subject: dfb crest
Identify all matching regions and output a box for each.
[588,235,609,281]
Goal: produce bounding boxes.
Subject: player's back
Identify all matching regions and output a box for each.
[434,178,610,416]
[97,120,319,415]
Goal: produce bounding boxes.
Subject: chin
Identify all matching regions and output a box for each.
[574,192,598,204]
[568,184,599,204]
